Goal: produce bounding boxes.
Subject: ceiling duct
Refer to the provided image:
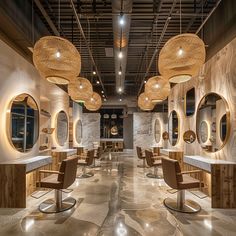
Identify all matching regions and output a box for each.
[112,0,133,93]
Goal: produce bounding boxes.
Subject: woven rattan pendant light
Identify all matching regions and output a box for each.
[145,76,170,102]
[138,92,154,111]
[85,92,102,111]
[33,36,81,85]
[158,33,205,83]
[68,77,93,103]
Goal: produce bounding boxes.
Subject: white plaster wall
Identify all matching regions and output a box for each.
[0,39,69,161]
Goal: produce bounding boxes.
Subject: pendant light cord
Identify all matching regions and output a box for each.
[58,0,60,36]
[180,0,182,34]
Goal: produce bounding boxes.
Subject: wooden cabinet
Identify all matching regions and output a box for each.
[0,156,52,208]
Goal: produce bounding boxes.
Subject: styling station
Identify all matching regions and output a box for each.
[0,1,236,235]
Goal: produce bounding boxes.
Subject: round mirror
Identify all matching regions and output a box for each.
[162,131,169,140]
[200,121,208,143]
[75,120,82,144]
[183,130,196,144]
[196,93,230,152]
[168,110,179,146]
[8,93,39,152]
[154,119,161,143]
[56,111,68,146]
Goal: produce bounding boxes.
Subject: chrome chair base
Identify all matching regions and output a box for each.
[39,197,76,214]
[146,173,162,179]
[77,172,94,178]
[163,197,201,213]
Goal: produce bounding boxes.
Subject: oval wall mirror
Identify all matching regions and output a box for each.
[75,120,82,144]
[154,119,161,143]
[56,111,68,146]
[185,87,195,116]
[8,93,39,152]
[200,121,208,143]
[196,93,230,152]
[183,130,196,144]
[168,110,179,146]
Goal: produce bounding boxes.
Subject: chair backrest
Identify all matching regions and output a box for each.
[136,146,143,159]
[58,156,78,189]
[145,150,154,167]
[86,149,95,166]
[161,157,183,189]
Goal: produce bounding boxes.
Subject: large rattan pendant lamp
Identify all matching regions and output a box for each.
[158,0,205,83]
[84,92,102,111]
[138,92,154,111]
[145,76,170,102]
[158,33,205,83]
[33,36,81,85]
[68,77,93,103]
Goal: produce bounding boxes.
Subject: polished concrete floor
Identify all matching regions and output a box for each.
[0,150,236,236]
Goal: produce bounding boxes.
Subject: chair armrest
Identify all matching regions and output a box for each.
[177,170,202,176]
[39,170,64,175]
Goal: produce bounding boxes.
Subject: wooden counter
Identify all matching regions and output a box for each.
[160,149,184,169]
[0,155,52,208]
[184,155,236,208]
[51,149,77,170]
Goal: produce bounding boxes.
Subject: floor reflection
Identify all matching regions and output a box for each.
[0,150,236,235]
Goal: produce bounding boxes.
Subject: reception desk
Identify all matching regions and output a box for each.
[100,139,124,151]
[184,155,236,208]
[0,155,52,208]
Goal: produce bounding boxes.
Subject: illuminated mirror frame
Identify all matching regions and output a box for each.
[56,110,68,146]
[7,93,39,152]
[196,92,230,153]
[168,110,180,146]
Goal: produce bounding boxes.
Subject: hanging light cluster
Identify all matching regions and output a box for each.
[33,36,81,85]
[33,36,102,111]
[158,33,206,83]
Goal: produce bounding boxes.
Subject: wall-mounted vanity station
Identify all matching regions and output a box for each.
[184,155,236,208]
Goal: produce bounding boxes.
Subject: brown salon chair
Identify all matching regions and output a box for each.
[145,150,162,178]
[77,149,95,178]
[136,146,146,168]
[93,146,102,167]
[38,156,78,214]
[161,157,202,213]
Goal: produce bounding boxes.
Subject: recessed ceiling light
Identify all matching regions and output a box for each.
[96,80,100,84]
[144,80,147,84]
[118,51,123,59]
[93,71,96,75]
[101,91,104,94]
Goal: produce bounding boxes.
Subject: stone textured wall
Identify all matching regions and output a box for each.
[133,112,168,152]
[168,37,236,161]
[82,113,100,149]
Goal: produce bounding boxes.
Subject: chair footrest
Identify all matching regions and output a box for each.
[39,197,76,214]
